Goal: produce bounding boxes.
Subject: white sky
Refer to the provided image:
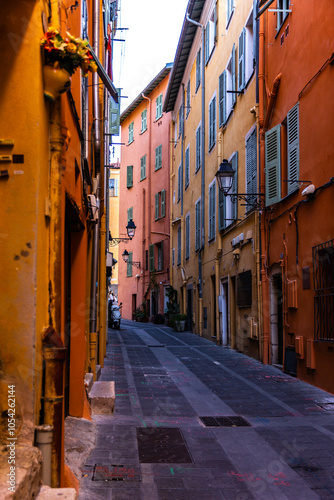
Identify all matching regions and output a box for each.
[110,0,189,159]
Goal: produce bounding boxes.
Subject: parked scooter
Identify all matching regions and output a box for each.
[108,302,122,329]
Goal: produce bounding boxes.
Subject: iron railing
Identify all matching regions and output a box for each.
[313,239,334,341]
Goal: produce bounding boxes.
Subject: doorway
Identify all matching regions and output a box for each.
[220,280,229,346]
[270,272,284,365]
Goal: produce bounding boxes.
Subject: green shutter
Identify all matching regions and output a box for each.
[205,22,209,64]
[141,155,146,180]
[185,147,190,187]
[127,165,133,188]
[219,71,226,127]
[109,92,120,135]
[127,207,133,222]
[231,151,238,220]
[287,103,299,195]
[149,244,155,272]
[218,187,225,231]
[161,189,166,218]
[265,125,281,206]
[246,129,257,210]
[155,193,159,220]
[231,44,236,107]
[196,125,201,171]
[238,28,245,91]
[127,252,133,277]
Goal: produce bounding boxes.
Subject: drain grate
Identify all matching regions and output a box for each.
[92,464,141,482]
[199,416,251,427]
[137,427,193,463]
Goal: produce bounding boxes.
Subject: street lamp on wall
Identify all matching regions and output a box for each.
[109,219,137,246]
[122,249,141,269]
[215,159,265,210]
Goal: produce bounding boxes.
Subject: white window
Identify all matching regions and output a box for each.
[226,0,235,27]
[109,178,118,197]
[219,44,236,127]
[238,10,254,91]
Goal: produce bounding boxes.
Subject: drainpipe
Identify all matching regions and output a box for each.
[35,425,53,487]
[90,0,101,379]
[215,131,223,344]
[186,12,205,336]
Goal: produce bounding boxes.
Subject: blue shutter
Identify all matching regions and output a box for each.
[209,183,216,240]
[149,244,155,272]
[265,125,281,206]
[185,214,190,260]
[232,44,236,107]
[218,187,226,231]
[238,28,246,91]
[231,151,238,220]
[246,129,257,210]
[205,22,210,64]
[195,199,201,250]
[196,125,201,171]
[185,147,190,188]
[177,225,181,265]
[161,189,166,218]
[219,71,226,127]
[287,103,299,195]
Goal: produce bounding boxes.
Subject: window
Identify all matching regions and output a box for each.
[196,49,201,91]
[287,103,299,195]
[177,164,182,202]
[185,145,190,189]
[195,198,201,251]
[154,190,166,220]
[238,11,254,92]
[161,189,166,218]
[209,94,216,151]
[265,125,281,206]
[172,248,175,267]
[219,44,236,127]
[127,165,133,188]
[140,155,146,181]
[246,128,258,211]
[156,94,163,120]
[149,244,155,272]
[155,193,159,221]
[155,144,162,171]
[208,180,216,241]
[145,250,148,270]
[177,225,181,266]
[128,121,134,144]
[127,207,133,222]
[109,178,118,196]
[174,120,178,146]
[205,5,217,64]
[219,151,238,231]
[277,0,290,32]
[226,0,235,26]
[178,106,183,138]
[185,213,190,260]
[141,109,147,133]
[196,123,201,172]
[157,242,164,271]
[186,80,191,118]
[127,252,133,277]
[237,270,252,308]
[313,239,334,341]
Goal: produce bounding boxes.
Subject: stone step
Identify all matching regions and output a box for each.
[88,381,115,415]
[36,485,77,499]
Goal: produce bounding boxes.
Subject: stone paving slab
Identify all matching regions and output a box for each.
[77,321,334,499]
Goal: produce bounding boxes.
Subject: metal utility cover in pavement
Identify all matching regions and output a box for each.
[92,464,141,482]
[137,427,193,463]
[199,416,251,427]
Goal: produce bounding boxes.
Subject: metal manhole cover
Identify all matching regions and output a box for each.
[199,416,251,427]
[92,464,141,482]
[137,427,193,463]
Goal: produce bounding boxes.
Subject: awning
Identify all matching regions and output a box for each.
[87,43,118,103]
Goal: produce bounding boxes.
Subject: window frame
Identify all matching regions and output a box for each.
[140,154,147,181]
[156,94,163,120]
[208,93,217,151]
[141,109,147,133]
[128,121,134,144]
[155,144,162,171]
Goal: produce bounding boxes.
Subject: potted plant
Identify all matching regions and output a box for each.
[172,313,187,332]
[40,28,97,100]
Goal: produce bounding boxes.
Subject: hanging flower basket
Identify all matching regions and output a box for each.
[41,28,97,100]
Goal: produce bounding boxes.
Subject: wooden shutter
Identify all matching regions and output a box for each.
[177,225,181,265]
[238,28,246,91]
[185,147,190,188]
[161,189,166,218]
[196,50,201,90]
[196,125,201,171]
[127,252,133,277]
[265,125,281,206]
[287,103,299,195]
[246,129,257,210]
[219,71,226,127]
[155,193,159,220]
[232,44,236,107]
[149,244,154,272]
[127,206,133,222]
[218,187,225,231]
[209,182,216,240]
[141,155,146,180]
[185,214,190,260]
[231,151,238,220]
[205,22,210,64]
[127,165,133,188]
[195,199,201,250]
[178,164,181,201]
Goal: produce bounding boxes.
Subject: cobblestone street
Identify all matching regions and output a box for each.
[79,321,334,500]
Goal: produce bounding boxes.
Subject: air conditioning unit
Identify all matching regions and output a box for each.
[239,233,244,243]
[87,194,98,221]
[306,339,316,369]
[295,336,304,359]
[231,238,236,247]
[236,235,240,245]
[247,317,259,339]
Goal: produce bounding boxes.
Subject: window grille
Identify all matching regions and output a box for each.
[313,239,334,341]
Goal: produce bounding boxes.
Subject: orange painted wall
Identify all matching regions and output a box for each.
[262,0,334,393]
[119,71,171,321]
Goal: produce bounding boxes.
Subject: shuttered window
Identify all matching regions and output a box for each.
[185,213,190,260]
[218,186,225,231]
[127,165,133,188]
[196,124,201,172]
[127,207,133,222]
[219,151,238,230]
[227,0,234,25]
[231,151,238,220]
[219,70,226,127]
[209,96,216,151]
[127,252,133,277]
[149,244,155,272]
[209,181,216,241]
[141,109,147,133]
[231,43,236,107]
[287,103,299,195]
[195,198,201,251]
[246,128,258,211]
[177,225,181,266]
[155,193,159,220]
[140,155,146,180]
[156,94,163,120]
[186,80,191,118]
[177,164,182,202]
[238,28,246,91]
[196,49,201,91]
[157,242,163,271]
[155,144,162,170]
[128,121,134,144]
[161,189,166,218]
[185,146,190,189]
[265,125,281,206]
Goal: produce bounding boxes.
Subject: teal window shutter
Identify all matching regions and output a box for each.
[196,125,201,171]
[205,22,210,64]
[265,125,281,206]
[178,164,182,202]
[149,244,155,272]
[238,28,246,91]
[231,44,236,107]
[218,187,225,231]
[195,199,201,250]
[127,165,133,188]
[209,97,216,150]
[161,189,166,218]
[231,151,238,220]
[127,252,133,277]
[109,93,120,135]
[219,70,226,127]
[246,129,257,210]
[186,80,190,117]
[209,182,216,241]
[287,103,299,195]
[155,193,159,220]
[185,213,190,260]
[156,94,163,119]
[140,155,146,180]
[141,109,147,132]
[127,206,133,222]
[128,121,134,144]
[177,225,181,265]
[185,147,190,188]
[155,144,162,170]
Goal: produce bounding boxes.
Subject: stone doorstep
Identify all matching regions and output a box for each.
[36,485,77,499]
[89,381,115,415]
[84,373,94,394]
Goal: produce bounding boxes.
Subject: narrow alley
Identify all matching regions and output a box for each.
[78,322,334,500]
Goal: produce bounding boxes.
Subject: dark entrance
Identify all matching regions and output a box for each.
[187,288,193,332]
